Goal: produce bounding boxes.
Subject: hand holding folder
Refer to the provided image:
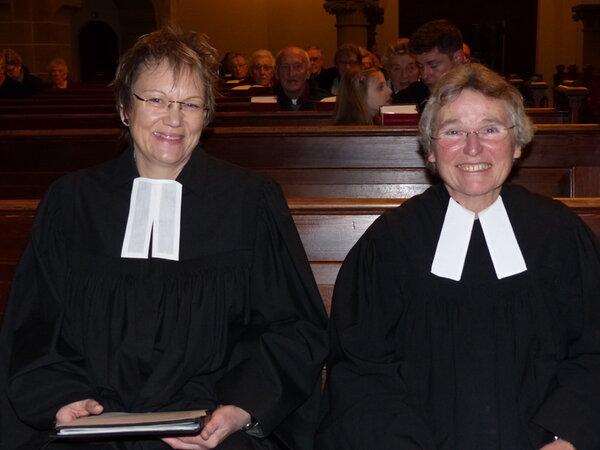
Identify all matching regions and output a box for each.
[55,410,207,438]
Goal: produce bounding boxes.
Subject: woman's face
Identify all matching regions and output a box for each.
[428,89,521,212]
[123,59,206,180]
[365,71,392,115]
[388,53,419,91]
[251,56,274,86]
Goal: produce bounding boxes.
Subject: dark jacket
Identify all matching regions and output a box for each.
[274,80,332,111]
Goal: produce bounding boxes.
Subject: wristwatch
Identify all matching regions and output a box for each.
[241,419,263,437]
[241,420,259,431]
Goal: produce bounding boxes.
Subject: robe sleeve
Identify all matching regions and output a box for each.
[1,181,96,432]
[532,212,600,450]
[215,179,328,449]
[316,216,436,450]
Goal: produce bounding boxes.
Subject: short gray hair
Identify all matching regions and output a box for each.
[419,63,534,159]
[249,49,275,68]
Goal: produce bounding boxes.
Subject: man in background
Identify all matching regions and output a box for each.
[274,46,331,111]
[315,43,362,95]
[2,48,43,95]
[306,45,324,79]
[0,53,28,98]
[393,19,465,109]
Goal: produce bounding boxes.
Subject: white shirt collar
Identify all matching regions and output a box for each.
[121,177,182,261]
[431,196,527,281]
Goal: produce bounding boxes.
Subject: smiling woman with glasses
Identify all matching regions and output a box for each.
[317,63,600,450]
[0,26,327,450]
[132,92,209,114]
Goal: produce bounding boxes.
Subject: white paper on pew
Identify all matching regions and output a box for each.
[380,104,418,114]
[319,96,337,103]
[250,96,278,103]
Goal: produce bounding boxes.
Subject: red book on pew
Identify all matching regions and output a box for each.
[249,95,279,112]
[380,104,420,125]
[315,96,336,111]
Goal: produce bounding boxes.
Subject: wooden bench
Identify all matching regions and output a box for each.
[0,103,117,115]
[0,124,599,199]
[2,197,600,320]
[0,111,333,130]
[0,107,569,131]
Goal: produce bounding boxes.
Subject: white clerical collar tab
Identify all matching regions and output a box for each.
[431,196,527,281]
[431,197,475,281]
[121,177,182,261]
[478,196,527,279]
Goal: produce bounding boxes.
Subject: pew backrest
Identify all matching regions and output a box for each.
[2,197,600,319]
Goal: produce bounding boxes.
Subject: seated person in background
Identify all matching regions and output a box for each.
[316,43,362,95]
[2,48,43,95]
[383,38,422,95]
[274,46,331,111]
[306,45,325,80]
[230,53,249,80]
[333,65,391,125]
[359,47,377,70]
[239,49,275,87]
[393,19,464,111]
[0,26,328,450]
[219,51,236,79]
[0,53,28,98]
[317,63,600,450]
[47,57,76,89]
[367,39,383,68]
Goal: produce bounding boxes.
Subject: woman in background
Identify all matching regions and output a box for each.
[383,38,421,95]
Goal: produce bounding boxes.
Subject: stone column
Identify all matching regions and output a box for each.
[323,0,379,47]
[572,4,600,71]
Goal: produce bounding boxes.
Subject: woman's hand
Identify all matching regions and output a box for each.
[55,398,104,426]
[539,439,576,450]
[162,405,252,449]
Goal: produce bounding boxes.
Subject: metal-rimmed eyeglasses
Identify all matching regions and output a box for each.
[431,124,515,148]
[132,93,208,114]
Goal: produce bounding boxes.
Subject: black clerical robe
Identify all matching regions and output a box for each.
[0,147,328,449]
[316,183,600,450]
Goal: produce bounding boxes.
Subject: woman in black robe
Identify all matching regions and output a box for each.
[316,63,600,450]
[0,27,328,450]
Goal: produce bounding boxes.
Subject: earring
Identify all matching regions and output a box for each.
[122,118,130,126]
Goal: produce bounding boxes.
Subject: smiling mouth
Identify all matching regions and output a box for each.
[458,163,491,172]
[153,131,182,141]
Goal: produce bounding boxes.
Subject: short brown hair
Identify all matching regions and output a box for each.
[333,43,362,65]
[113,25,219,127]
[410,19,463,58]
[2,48,22,67]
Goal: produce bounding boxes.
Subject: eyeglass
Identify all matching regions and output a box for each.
[431,124,515,148]
[132,93,208,114]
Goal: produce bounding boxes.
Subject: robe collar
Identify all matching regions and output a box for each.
[117,146,208,261]
[431,194,527,281]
